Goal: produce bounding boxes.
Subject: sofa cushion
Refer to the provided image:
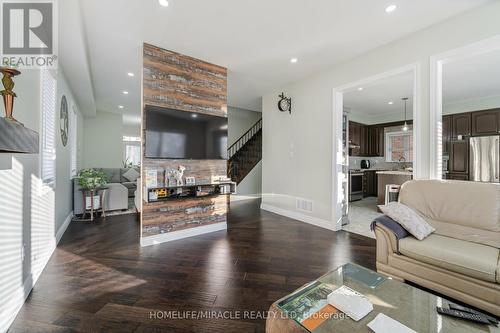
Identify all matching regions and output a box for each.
[122,182,137,189]
[123,168,140,182]
[97,168,121,183]
[399,234,499,283]
[427,218,500,248]
[379,202,435,240]
[399,180,500,232]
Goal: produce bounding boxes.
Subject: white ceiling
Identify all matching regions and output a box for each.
[443,48,500,105]
[343,71,413,117]
[342,47,500,119]
[62,0,491,123]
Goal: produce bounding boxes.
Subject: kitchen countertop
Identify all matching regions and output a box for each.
[349,168,390,172]
[376,170,413,176]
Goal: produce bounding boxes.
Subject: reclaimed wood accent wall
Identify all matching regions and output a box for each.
[141,43,228,239]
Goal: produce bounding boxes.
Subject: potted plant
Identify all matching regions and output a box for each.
[77,169,108,190]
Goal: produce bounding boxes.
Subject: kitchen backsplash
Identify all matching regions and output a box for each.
[349,156,413,170]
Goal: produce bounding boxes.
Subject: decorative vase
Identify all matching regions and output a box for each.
[0,67,21,124]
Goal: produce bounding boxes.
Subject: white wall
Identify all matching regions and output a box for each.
[228,106,262,197]
[0,68,82,332]
[228,106,261,146]
[83,111,124,168]
[261,2,500,225]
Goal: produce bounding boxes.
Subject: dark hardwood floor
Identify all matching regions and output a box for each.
[9,199,376,333]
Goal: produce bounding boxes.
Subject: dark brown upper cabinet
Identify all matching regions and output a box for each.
[368,126,384,157]
[471,109,500,136]
[442,115,452,155]
[449,140,469,174]
[349,121,362,156]
[452,113,471,138]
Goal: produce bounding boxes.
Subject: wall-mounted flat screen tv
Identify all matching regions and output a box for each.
[145,106,228,160]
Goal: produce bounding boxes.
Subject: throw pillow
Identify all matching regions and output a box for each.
[378,202,435,240]
[123,168,140,182]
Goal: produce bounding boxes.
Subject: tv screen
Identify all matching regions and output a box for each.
[145,106,228,160]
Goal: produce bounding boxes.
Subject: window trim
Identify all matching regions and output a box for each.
[385,130,413,163]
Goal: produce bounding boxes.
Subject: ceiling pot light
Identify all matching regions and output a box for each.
[127,72,135,77]
[357,87,363,91]
[385,4,397,13]
[402,97,409,132]
[159,0,169,7]
[123,91,129,95]
[118,105,124,109]
[388,101,394,105]
[290,58,298,64]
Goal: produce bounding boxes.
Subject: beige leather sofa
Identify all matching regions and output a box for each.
[374,180,500,316]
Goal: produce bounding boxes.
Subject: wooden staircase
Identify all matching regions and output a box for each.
[228,118,262,184]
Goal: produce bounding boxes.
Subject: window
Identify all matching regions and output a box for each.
[41,70,57,186]
[385,131,413,162]
[70,106,78,177]
[123,136,141,166]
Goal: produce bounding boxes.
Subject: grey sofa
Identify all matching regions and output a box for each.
[73,168,140,215]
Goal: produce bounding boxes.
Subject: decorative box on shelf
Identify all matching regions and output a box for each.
[143,181,236,203]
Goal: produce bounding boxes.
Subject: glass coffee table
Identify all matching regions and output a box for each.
[268,263,499,333]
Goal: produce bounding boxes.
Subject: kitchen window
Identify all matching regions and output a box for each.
[385,131,413,162]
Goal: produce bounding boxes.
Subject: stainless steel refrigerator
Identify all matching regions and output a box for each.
[469,136,500,183]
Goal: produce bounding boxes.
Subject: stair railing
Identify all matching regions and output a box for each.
[227,118,262,159]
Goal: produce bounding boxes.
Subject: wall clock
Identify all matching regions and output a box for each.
[278,93,292,114]
[60,95,69,147]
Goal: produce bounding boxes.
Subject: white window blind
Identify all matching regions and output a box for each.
[41,70,56,186]
[123,136,141,166]
[70,106,78,177]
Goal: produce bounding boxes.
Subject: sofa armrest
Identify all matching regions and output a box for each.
[374,224,399,265]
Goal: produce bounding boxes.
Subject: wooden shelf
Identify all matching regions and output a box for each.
[144,182,236,203]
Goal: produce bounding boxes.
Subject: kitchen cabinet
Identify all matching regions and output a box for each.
[442,115,452,155]
[349,121,362,156]
[452,113,471,138]
[472,109,500,136]
[447,173,469,181]
[367,126,384,157]
[449,140,469,175]
[363,171,378,197]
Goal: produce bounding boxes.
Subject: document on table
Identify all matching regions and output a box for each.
[367,313,417,333]
[327,286,373,321]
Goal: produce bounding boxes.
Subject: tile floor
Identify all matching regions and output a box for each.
[343,197,382,239]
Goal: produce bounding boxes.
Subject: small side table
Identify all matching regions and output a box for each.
[78,187,108,222]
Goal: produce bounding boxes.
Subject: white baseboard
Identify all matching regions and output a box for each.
[1,211,73,333]
[56,211,73,244]
[260,203,339,231]
[230,194,261,202]
[141,222,227,247]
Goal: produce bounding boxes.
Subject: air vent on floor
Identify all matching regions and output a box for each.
[296,198,313,212]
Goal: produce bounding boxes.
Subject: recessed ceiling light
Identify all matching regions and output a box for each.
[123,91,129,95]
[388,101,394,105]
[358,87,363,91]
[191,113,198,118]
[290,58,298,64]
[127,72,135,77]
[118,105,124,109]
[385,4,397,13]
[159,0,169,7]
